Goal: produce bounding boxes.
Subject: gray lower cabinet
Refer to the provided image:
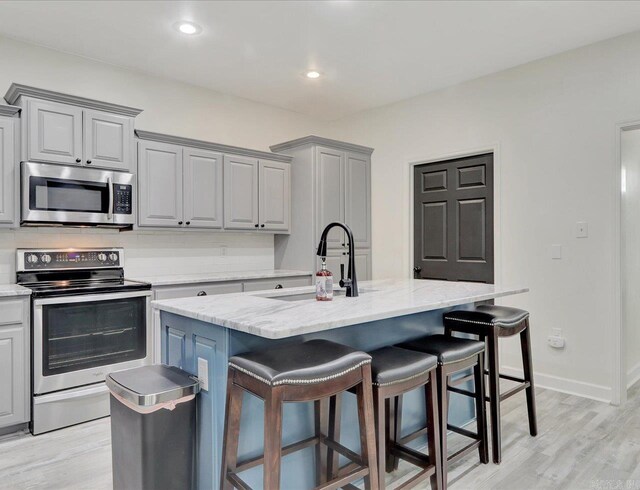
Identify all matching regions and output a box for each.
[183,148,224,228]
[138,140,184,227]
[83,109,133,171]
[0,298,30,429]
[224,155,259,230]
[242,276,310,292]
[0,113,16,225]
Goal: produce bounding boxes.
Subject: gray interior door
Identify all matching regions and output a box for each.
[414,153,494,283]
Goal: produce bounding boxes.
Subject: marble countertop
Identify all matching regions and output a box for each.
[0,284,32,297]
[127,269,312,287]
[153,278,528,339]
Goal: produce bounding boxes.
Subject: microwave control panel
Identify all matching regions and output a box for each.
[113,184,132,215]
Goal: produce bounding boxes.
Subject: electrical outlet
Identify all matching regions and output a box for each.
[551,244,562,260]
[547,330,565,349]
[576,222,588,238]
[197,357,209,391]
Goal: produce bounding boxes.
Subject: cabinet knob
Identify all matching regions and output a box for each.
[254,224,259,228]
[197,291,207,296]
[186,221,191,225]
[75,158,81,163]
[342,252,346,256]
[178,221,183,225]
[260,224,265,228]
[275,284,283,289]
[86,159,92,164]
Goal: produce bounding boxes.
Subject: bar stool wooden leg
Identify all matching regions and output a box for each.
[314,399,327,486]
[390,395,402,471]
[520,320,538,437]
[220,373,244,490]
[436,367,449,488]
[356,364,380,490]
[486,331,502,464]
[263,387,284,490]
[373,389,388,490]
[474,355,489,464]
[425,370,443,490]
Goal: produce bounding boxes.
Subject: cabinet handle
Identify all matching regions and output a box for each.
[197,291,207,296]
[275,284,283,289]
[260,224,265,228]
[342,252,346,256]
[86,159,92,164]
[178,221,183,225]
[186,221,191,225]
[254,224,259,228]
[75,158,81,163]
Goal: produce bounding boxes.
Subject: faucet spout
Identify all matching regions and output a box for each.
[316,222,358,297]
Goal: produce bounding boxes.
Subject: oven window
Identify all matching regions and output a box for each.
[30,176,109,213]
[42,296,146,376]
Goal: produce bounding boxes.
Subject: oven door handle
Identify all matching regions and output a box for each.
[107,177,113,221]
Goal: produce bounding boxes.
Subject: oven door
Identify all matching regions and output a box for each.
[33,290,152,395]
[21,162,134,227]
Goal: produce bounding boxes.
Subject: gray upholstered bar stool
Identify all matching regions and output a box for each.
[396,335,489,487]
[220,339,379,490]
[443,305,537,464]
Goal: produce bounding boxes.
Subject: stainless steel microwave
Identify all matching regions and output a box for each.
[21,162,135,228]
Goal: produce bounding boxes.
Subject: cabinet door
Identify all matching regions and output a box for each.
[138,141,183,227]
[345,152,371,248]
[27,99,83,165]
[259,160,290,232]
[224,155,258,230]
[242,276,311,292]
[354,249,371,281]
[315,146,345,248]
[0,118,15,224]
[83,109,132,171]
[184,148,223,229]
[0,324,26,428]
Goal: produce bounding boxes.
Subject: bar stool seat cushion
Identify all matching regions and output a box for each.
[368,346,437,387]
[228,339,371,387]
[443,305,529,331]
[397,334,484,365]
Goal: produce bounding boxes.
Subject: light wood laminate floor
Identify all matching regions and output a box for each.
[1,386,639,489]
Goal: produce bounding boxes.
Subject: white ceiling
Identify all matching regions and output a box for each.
[1,1,640,120]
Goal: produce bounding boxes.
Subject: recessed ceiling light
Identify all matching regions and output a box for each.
[174,21,202,35]
[306,71,321,79]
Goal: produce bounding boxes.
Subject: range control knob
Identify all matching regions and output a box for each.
[41,254,52,264]
[97,253,107,262]
[108,253,118,262]
[26,254,39,264]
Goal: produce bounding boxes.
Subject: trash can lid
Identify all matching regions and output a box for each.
[106,365,200,407]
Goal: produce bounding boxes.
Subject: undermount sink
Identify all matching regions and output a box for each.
[267,289,377,302]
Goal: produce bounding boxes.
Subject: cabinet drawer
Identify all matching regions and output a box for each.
[0,300,24,325]
[242,276,312,292]
[155,282,243,301]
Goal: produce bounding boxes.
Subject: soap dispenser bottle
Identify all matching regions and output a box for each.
[316,259,333,301]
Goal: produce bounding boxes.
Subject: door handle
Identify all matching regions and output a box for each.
[413,266,422,278]
[107,177,113,220]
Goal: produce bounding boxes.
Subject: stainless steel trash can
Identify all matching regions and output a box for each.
[106,365,200,490]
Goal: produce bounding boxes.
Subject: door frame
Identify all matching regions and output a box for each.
[406,143,502,285]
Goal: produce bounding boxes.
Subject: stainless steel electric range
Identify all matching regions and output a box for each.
[16,248,152,434]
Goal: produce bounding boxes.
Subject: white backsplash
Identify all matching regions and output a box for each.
[0,228,275,283]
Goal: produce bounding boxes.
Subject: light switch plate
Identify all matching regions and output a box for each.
[576,221,588,238]
[551,244,562,260]
[197,357,209,392]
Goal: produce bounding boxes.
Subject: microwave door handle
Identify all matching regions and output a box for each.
[107,177,113,220]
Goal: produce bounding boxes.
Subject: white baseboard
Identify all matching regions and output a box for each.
[627,362,640,389]
[501,366,612,403]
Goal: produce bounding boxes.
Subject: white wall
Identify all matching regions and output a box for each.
[0,35,325,279]
[622,128,640,388]
[324,31,640,401]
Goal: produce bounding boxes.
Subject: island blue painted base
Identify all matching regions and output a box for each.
[160,304,477,490]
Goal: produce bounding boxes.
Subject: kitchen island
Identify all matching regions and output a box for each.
[153,279,527,489]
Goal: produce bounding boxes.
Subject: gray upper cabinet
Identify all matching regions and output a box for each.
[83,109,132,171]
[0,113,16,225]
[316,146,345,248]
[259,160,290,232]
[27,99,83,165]
[345,152,371,248]
[138,140,183,227]
[5,84,142,172]
[184,148,223,229]
[224,155,259,230]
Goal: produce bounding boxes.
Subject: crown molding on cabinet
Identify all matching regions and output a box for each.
[0,105,20,117]
[270,135,374,155]
[135,129,293,163]
[4,83,143,117]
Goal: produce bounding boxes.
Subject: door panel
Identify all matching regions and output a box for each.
[138,141,183,227]
[184,148,223,229]
[0,324,26,428]
[414,153,494,283]
[83,110,132,171]
[345,152,371,248]
[259,160,290,231]
[0,118,14,224]
[28,99,83,165]
[315,147,345,248]
[224,155,258,230]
